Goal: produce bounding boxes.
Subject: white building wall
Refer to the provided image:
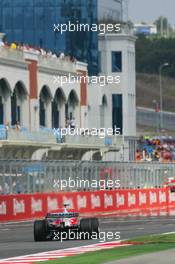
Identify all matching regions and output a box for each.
[99,33,136,137]
[98,33,137,161]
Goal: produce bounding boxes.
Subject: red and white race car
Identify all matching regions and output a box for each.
[34,204,99,241]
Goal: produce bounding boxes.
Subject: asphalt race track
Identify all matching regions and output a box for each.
[0,216,175,259]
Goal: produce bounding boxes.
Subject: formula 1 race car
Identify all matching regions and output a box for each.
[34,205,99,241]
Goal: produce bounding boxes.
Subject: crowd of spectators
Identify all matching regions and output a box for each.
[136,135,175,162]
[0,39,77,63]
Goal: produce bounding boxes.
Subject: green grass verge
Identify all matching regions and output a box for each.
[38,234,175,264]
[127,233,175,244]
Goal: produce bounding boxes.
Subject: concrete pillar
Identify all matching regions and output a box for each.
[74,104,80,128]
[30,99,39,131]
[4,96,11,124]
[24,50,39,131]
[80,105,88,128]
[46,101,52,128]
[21,96,29,128]
[60,104,65,127]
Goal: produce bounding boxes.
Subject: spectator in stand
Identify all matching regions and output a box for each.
[15,121,21,132]
[137,135,175,162]
[52,53,57,58]
[0,39,4,47]
[5,121,9,139]
[4,182,10,194]
[47,50,52,57]
[67,119,71,128]
[16,180,22,194]
[70,117,76,129]
[152,150,160,161]
[10,42,17,49]
[1,40,76,64]
[3,41,9,48]
[59,52,65,59]
[135,149,141,161]
[16,43,23,51]
[40,48,46,56]
[71,55,77,63]
[65,119,68,128]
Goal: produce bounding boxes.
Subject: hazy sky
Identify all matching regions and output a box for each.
[129,0,175,25]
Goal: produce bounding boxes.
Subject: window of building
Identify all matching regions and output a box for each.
[23,0,34,7]
[13,0,24,7]
[24,8,34,30]
[13,7,23,29]
[2,8,13,30]
[34,0,43,7]
[112,94,123,134]
[112,51,122,72]
[35,8,44,30]
[1,0,13,8]
[45,0,56,7]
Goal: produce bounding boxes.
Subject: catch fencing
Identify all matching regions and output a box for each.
[0,160,174,194]
[137,107,175,131]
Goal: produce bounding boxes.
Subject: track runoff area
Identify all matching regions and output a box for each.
[1,215,175,263]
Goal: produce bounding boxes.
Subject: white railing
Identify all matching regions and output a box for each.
[0,47,24,61]
[3,128,122,148]
[7,129,56,143]
[0,47,78,73]
[64,134,123,147]
[38,55,77,73]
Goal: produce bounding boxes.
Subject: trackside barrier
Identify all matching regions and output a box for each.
[0,160,175,193]
[0,188,175,222]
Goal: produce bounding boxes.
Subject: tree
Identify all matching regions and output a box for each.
[136,35,175,77]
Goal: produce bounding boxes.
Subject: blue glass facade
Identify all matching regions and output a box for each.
[0,0,98,75]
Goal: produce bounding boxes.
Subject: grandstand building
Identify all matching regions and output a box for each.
[0,31,136,161]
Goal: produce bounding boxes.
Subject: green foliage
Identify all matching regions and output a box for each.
[136,35,175,77]
[127,233,175,243]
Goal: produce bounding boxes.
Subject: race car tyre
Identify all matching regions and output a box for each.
[80,218,92,239]
[80,218,99,239]
[91,218,100,236]
[34,220,48,241]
